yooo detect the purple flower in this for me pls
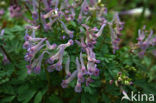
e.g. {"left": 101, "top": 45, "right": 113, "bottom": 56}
{"left": 78, "top": 11, "right": 83, "bottom": 23}
{"left": 137, "top": 26, "right": 155, "bottom": 57}
{"left": 61, "top": 80, "right": 69, "bottom": 88}
{"left": 59, "top": 20, "right": 74, "bottom": 38}
{"left": 9, "top": 5, "right": 22, "bottom": 18}
{"left": 0, "top": 9, "right": 4, "bottom": 15}
{"left": 86, "top": 77, "right": 93, "bottom": 86}
{"left": 32, "top": 0, "right": 38, "bottom": 20}
{"left": 75, "top": 81, "right": 82, "bottom": 93}
{"left": 77, "top": 72, "right": 85, "bottom": 83}
{"left": 47, "top": 40, "right": 73, "bottom": 71}
{"left": 33, "top": 66, "right": 41, "bottom": 74}
{"left": 24, "top": 29, "right": 47, "bottom": 62}
{"left": 93, "top": 68, "right": 99, "bottom": 76}
{"left": 34, "top": 51, "right": 49, "bottom": 74}
{"left": 23, "top": 41, "right": 31, "bottom": 49}
{"left": 32, "top": 11, "right": 38, "bottom": 20}
{"left": 61, "top": 70, "right": 78, "bottom": 88}
{"left": 65, "top": 56, "right": 71, "bottom": 77}
{"left": 76, "top": 57, "right": 85, "bottom": 83}
{"left": 81, "top": 0, "right": 89, "bottom": 15}
{"left": 24, "top": 29, "right": 43, "bottom": 42}
{"left": 2, "top": 53, "right": 10, "bottom": 65}
{"left": 26, "top": 64, "right": 32, "bottom": 74}
{"left": 108, "top": 12, "right": 124, "bottom": 53}
{"left": 80, "top": 52, "right": 87, "bottom": 74}
{"left": 43, "top": 0, "right": 50, "bottom": 11}
{"left": 94, "top": 24, "right": 106, "bottom": 37}
{"left": 0, "top": 29, "right": 4, "bottom": 36}
{"left": 46, "top": 41, "right": 57, "bottom": 50}
{"left": 26, "top": 39, "right": 46, "bottom": 61}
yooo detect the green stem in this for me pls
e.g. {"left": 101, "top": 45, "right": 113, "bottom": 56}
{"left": 44, "top": 64, "right": 51, "bottom": 94}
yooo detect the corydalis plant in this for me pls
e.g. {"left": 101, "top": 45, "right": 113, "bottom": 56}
{"left": 23, "top": 0, "right": 125, "bottom": 93}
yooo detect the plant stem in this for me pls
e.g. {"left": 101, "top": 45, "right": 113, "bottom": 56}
{"left": 44, "top": 64, "right": 51, "bottom": 94}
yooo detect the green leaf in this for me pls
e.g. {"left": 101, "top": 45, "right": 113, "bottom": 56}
{"left": 49, "top": 94, "right": 63, "bottom": 103}
{"left": 81, "top": 94, "right": 89, "bottom": 103}
{"left": 34, "top": 91, "right": 42, "bottom": 103}
{"left": 23, "top": 90, "right": 36, "bottom": 103}
{"left": 102, "top": 94, "right": 110, "bottom": 103}
{"left": 0, "top": 96, "right": 15, "bottom": 103}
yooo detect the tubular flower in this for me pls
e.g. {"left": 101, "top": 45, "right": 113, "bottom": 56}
{"left": 0, "top": 29, "right": 4, "bottom": 36}
{"left": 65, "top": 56, "right": 71, "bottom": 77}
{"left": 25, "top": 38, "right": 46, "bottom": 62}
{"left": 81, "top": 0, "right": 89, "bottom": 15}
{"left": 80, "top": 52, "right": 87, "bottom": 74}
{"left": 86, "top": 77, "right": 94, "bottom": 86}
{"left": 32, "top": 0, "right": 38, "bottom": 20}
{"left": 61, "top": 70, "right": 78, "bottom": 88}
{"left": 43, "top": 0, "right": 50, "bottom": 11}
{"left": 47, "top": 39, "right": 73, "bottom": 72}
{"left": 33, "top": 51, "right": 50, "bottom": 74}
{"left": 76, "top": 57, "right": 85, "bottom": 83}
{"left": 59, "top": 20, "right": 74, "bottom": 38}
{"left": 23, "top": 28, "right": 48, "bottom": 74}
{"left": 81, "top": 23, "right": 106, "bottom": 48}
{"left": 75, "top": 81, "right": 82, "bottom": 93}
{"left": 46, "top": 41, "right": 57, "bottom": 50}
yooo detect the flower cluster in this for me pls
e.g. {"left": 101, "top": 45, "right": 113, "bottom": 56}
{"left": 23, "top": 0, "right": 125, "bottom": 93}
{"left": 60, "top": 22, "right": 107, "bottom": 92}
{"left": 47, "top": 39, "right": 73, "bottom": 72}
{"left": 108, "top": 12, "right": 124, "bottom": 54}
{"left": 137, "top": 26, "right": 156, "bottom": 57}
{"left": 23, "top": 26, "right": 47, "bottom": 73}
{"left": 9, "top": 5, "right": 22, "bottom": 18}
{"left": 23, "top": 25, "right": 73, "bottom": 74}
